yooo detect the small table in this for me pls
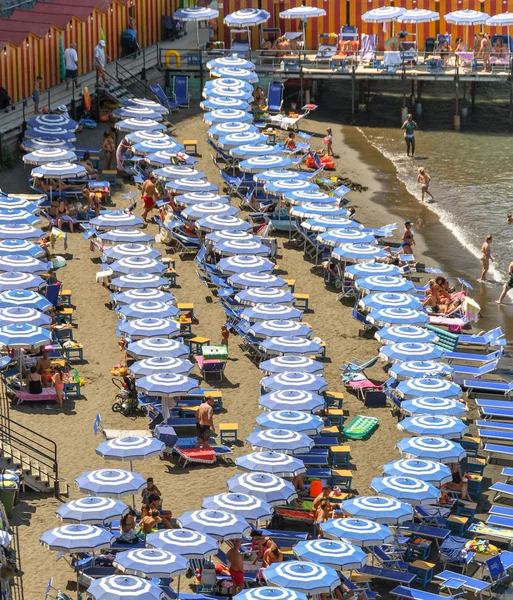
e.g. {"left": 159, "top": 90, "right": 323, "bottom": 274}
{"left": 408, "top": 560, "right": 435, "bottom": 587}
{"left": 406, "top": 537, "right": 432, "bottom": 561}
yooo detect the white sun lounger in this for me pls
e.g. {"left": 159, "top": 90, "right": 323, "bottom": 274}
{"left": 435, "top": 571, "right": 491, "bottom": 600}
{"left": 458, "top": 327, "right": 506, "bottom": 347}
{"left": 491, "top": 482, "right": 513, "bottom": 502}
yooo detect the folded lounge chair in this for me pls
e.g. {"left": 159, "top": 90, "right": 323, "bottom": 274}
{"left": 173, "top": 76, "right": 190, "bottom": 108}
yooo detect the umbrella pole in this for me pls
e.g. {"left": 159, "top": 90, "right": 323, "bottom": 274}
{"left": 177, "top": 574, "right": 181, "bottom": 600}
{"left": 197, "top": 23, "right": 200, "bottom": 48}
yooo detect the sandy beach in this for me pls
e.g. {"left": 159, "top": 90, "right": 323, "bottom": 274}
{"left": 0, "top": 106, "right": 502, "bottom": 598}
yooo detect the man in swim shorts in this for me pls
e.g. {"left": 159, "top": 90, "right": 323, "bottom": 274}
{"left": 496, "top": 260, "right": 513, "bottom": 305}
{"left": 226, "top": 539, "right": 244, "bottom": 595}
{"left": 141, "top": 175, "right": 158, "bottom": 222}
{"left": 195, "top": 396, "right": 215, "bottom": 448}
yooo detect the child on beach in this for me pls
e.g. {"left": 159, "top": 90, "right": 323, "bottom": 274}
{"left": 417, "top": 167, "right": 434, "bottom": 202}
{"left": 32, "top": 75, "right": 42, "bottom": 115}
{"left": 221, "top": 324, "right": 229, "bottom": 348}
{"left": 480, "top": 235, "right": 493, "bottom": 281}
{"left": 322, "top": 128, "right": 333, "bottom": 156}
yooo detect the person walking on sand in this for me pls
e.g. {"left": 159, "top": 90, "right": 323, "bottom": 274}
{"left": 102, "top": 131, "right": 115, "bottom": 170}
{"left": 401, "top": 114, "right": 417, "bottom": 157}
{"left": 480, "top": 235, "right": 493, "bottom": 281}
{"left": 323, "top": 127, "right": 333, "bottom": 156}
{"left": 401, "top": 220, "right": 415, "bottom": 255}
{"left": 226, "top": 539, "right": 244, "bottom": 597}
{"left": 194, "top": 396, "right": 215, "bottom": 448}
{"left": 93, "top": 39, "right": 108, "bottom": 86}
{"left": 52, "top": 366, "right": 64, "bottom": 410}
{"left": 496, "top": 260, "right": 513, "bottom": 305}
{"left": 64, "top": 42, "right": 80, "bottom": 90}
{"left": 141, "top": 175, "right": 158, "bottom": 222}
{"left": 32, "top": 75, "right": 42, "bottom": 115}
{"left": 417, "top": 167, "right": 434, "bottom": 202}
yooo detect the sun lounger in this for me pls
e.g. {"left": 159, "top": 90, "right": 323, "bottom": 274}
{"left": 479, "top": 429, "right": 513, "bottom": 444}
{"left": 256, "top": 528, "right": 309, "bottom": 543}
{"left": 173, "top": 446, "right": 216, "bottom": 466}
{"left": 491, "top": 504, "right": 513, "bottom": 518}
{"left": 450, "top": 361, "right": 499, "bottom": 378}
{"left": 477, "top": 420, "right": 513, "bottom": 431}
{"left": 464, "top": 378, "right": 513, "bottom": 397}
{"left": 295, "top": 449, "right": 330, "bottom": 467}
{"left": 14, "top": 387, "right": 58, "bottom": 405}
{"left": 360, "top": 566, "right": 416, "bottom": 586}
{"left": 267, "top": 82, "right": 284, "bottom": 113}
{"left": 172, "top": 75, "right": 190, "bottom": 108}
{"left": 485, "top": 443, "right": 513, "bottom": 463}
{"left": 491, "top": 482, "right": 513, "bottom": 502}
{"left": 340, "top": 573, "right": 378, "bottom": 600}
{"left": 401, "top": 522, "right": 450, "bottom": 547}
{"left": 468, "top": 520, "right": 513, "bottom": 545}
{"left": 477, "top": 398, "right": 513, "bottom": 409}
{"left": 414, "top": 505, "right": 448, "bottom": 528}
{"left": 445, "top": 349, "right": 503, "bottom": 364}
{"left": 458, "top": 327, "right": 506, "bottom": 348}
{"left": 93, "top": 413, "right": 151, "bottom": 440}
{"left": 372, "top": 546, "right": 410, "bottom": 570}
{"left": 487, "top": 514, "right": 513, "bottom": 529}
{"left": 481, "top": 407, "right": 513, "bottom": 421}
{"left": 392, "top": 586, "right": 462, "bottom": 600}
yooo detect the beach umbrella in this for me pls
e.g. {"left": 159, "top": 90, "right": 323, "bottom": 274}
{"left": 261, "top": 371, "right": 326, "bottom": 393}
{"left": 56, "top": 497, "right": 129, "bottom": 524}
{"left": 226, "top": 472, "right": 297, "bottom": 506}
{"left": 175, "top": 192, "right": 228, "bottom": 205}
{"left": 285, "top": 190, "right": 334, "bottom": 206}
{"left": 293, "top": 539, "right": 368, "bottom": 571}
{"left": 31, "top": 162, "right": 86, "bottom": 180}
{"left": 217, "top": 132, "right": 268, "bottom": 149}
{"left": 260, "top": 336, "right": 322, "bottom": 357}
{"left": 246, "top": 428, "right": 314, "bottom": 454}
{"left": 40, "top": 524, "right": 115, "bottom": 552}
{"left": 369, "top": 308, "right": 429, "bottom": 327}
{"left": 319, "top": 518, "right": 394, "bottom": 546}
{"left": 27, "top": 113, "right": 78, "bottom": 129}
{"left": 0, "top": 198, "right": 39, "bottom": 213}
{"left": 0, "top": 322, "right": 50, "bottom": 348}
{"left": 125, "top": 130, "right": 169, "bottom": 144}
{"left": 375, "top": 325, "right": 438, "bottom": 345}
{"left": 174, "top": 6, "right": 220, "bottom": 45}
{"left": 250, "top": 319, "right": 312, "bottom": 339}
{"left": 230, "top": 144, "right": 283, "bottom": 160}
{"left": 398, "top": 415, "right": 468, "bottom": 439}
{"left": 21, "top": 136, "right": 74, "bottom": 151}
{"left": 0, "top": 209, "right": 39, "bottom": 226}
{"left": 146, "top": 528, "right": 218, "bottom": 558}
{"left": 346, "top": 262, "right": 401, "bottom": 278}
{"left": 280, "top": 5, "right": 326, "bottom": 20}
{"left": 240, "top": 156, "right": 292, "bottom": 173}
{"left": 99, "top": 229, "right": 153, "bottom": 244}
{"left": 255, "top": 170, "right": 310, "bottom": 184}
{"left": 401, "top": 397, "right": 468, "bottom": 417}
{"left": 118, "top": 301, "right": 179, "bottom": 320}
{"left": 127, "top": 337, "right": 189, "bottom": 359}
{"left": 75, "top": 469, "right": 146, "bottom": 497}
{"left": 396, "top": 378, "right": 462, "bottom": 399}
{"left": 303, "top": 216, "right": 359, "bottom": 232}
{"left": 123, "top": 98, "right": 168, "bottom": 114}
{"left": 90, "top": 211, "right": 144, "bottom": 229}
{"left": 153, "top": 167, "right": 206, "bottom": 182}
{"left": 290, "top": 203, "right": 348, "bottom": 219}
{"left": 118, "top": 317, "right": 180, "bottom": 340}
{"left": 214, "top": 239, "right": 270, "bottom": 256}
{"left": 371, "top": 476, "right": 440, "bottom": 506}
{"left": 362, "top": 6, "right": 406, "bottom": 23}
{"left": 487, "top": 12, "right": 513, "bottom": 27}
{"left": 217, "top": 255, "right": 274, "bottom": 275}
{"left": 0, "top": 254, "right": 49, "bottom": 273}
{"left": 103, "top": 244, "right": 161, "bottom": 261}
{"left": 23, "top": 148, "right": 77, "bottom": 165}
{"left": 113, "top": 106, "right": 164, "bottom": 121}
{"left": 112, "top": 289, "right": 176, "bottom": 306}
{"left": 389, "top": 360, "right": 454, "bottom": 380}
{"left": 113, "top": 548, "right": 188, "bottom": 578}
{"left": 204, "top": 109, "right": 254, "bottom": 125}
{"left": 397, "top": 436, "right": 466, "bottom": 464}
{"left": 130, "top": 356, "right": 193, "bottom": 378}
{"left": 0, "top": 289, "right": 52, "bottom": 312}
{"left": 197, "top": 215, "right": 252, "bottom": 233}
{"left": 110, "top": 273, "right": 169, "bottom": 290}
{"left": 342, "top": 496, "right": 412, "bottom": 524}
{"left": 177, "top": 509, "right": 252, "bottom": 541}
{"left": 318, "top": 229, "right": 377, "bottom": 247}
{"left": 201, "top": 97, "right": 251, "bottom": 112}
{"left": 259, "top": 390, "right": 324, "bottom": 413}
{"left": 0, "top": 272, "right": 44, "bottom": 291}
{"left": 360, "top": 293, "right": 422, "bottom": 312}
{"left": 203, "top": 87, "right": 253, "bottom": 101}
{"left": 332, "top": 244, "right": 389, "bottom": 263}
{"left": 133, "top": 139, "right": 183, "bottom": 155}
{"left": 445, "top": 9, "right": 489, "bottom": 25}
{"left": 202, "top": 493, "right": 273, "bottom": 522}
{"left": 87, "top": 576, "right": 166, "bottom": 600}
{"left": 224, "top": 8, "right": 270, "bottom": 27}
{"left": 166, "top": 179, "right": 219, "bottom": 194}
{"left": 256, "top": 410, "right": 324, "bottom": 435}
{"left": 398, "top": 9, "right": 440, "bottom": 51}
{"left": 110, "top": 257, "right": 166, "bottom": 276}
{"left": 207, "top": 230, "right": 255, "bottom": 246}
{"left": 0, "top": 307, "right": 52, "bottom": 328}
{"left": 136, "top": 373, "right": 199, "bottom": 397}
{"left": 260, "top": 355, "right": 324, "bottom": 375}
{"left": 381, "top": 341, "right": 443, "bottom": 363}
{"left": 182, "top": 202, "right": 237, "bottom": 220}
{"left": 383, "top": 459, "right": 452, "bottom": 486}
{"left": 235, "top": 589, "right": 307, "bottom": 600}
{"left": 266, "top": 180, "right": 318, "bottom": 198}
{"left": 228, "top": 273, "right": 287, "bottom": 289}
{"left": 236, "top": 451, "right": 305, "bottom": 477}
{"left": 208, "top": 121, "right": 257, "bottom": 139}
{"left": 263, "top": 561, "right": 339, "bottom": 594}
{"left": 24, "top": 126, "right": 76, "bottom": 140}
{"left": 241, "top": 304, "right": 302, "bottom": 322}
{"left": 115, "top": 118, "right": 167, "bottom": 132}
{"left": 145, "top": 150, "right": 190, "bottom": 167}
{"left": 357, "top": 276, "right": 415, "bottom": 293}
{"left": 95, "top": 437, "right": 165, "bottom": 466}
{"left": 235, "top": 288, "right": 295, "bottom": 306}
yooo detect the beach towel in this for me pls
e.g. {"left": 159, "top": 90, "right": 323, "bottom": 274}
{"left": 360, "top": 34, "right": 376, "bottom": 62}
{"left": 463, "top": 297, "right": 480, "bottom": 323}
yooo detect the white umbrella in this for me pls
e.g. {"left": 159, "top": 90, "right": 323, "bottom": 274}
{"left": 279, "top": 5, "right": 327, "bottom": 49}
{"left": 174, "top": 6, "right": 219, "bottom": 46}
{"left": 398, "top": 9, "right": 440, "bottom": 52}
{"left": 362, "top": 6, "right": 406, "bottom": 36}
{"left": 445, "top": 9, "right": 490, "bottom": 46}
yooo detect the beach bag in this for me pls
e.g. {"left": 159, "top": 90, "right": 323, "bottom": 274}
{"left": 309, "top": 480, "right": 322, "bottom": 498}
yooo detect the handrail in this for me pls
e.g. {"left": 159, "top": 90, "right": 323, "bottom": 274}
{"left": 114, "top": 50, "right": 150, "bottom": 98}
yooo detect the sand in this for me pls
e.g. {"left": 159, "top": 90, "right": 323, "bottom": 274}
{"left": 0, "top": 108, "right": 496, "bottom": 598}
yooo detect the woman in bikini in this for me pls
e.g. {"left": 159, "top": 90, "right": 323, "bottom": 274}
{"left": 480, "top": 235, "right": 493, "bottom": 281}
{"left": 52, "top": 366, "right": 64, "bottom": 410}
{"left": 102, "top": 131, "right": 115, "bottom": 170}
{"left": 401, "top": 220, "right": 415, "bottom": 255}
{"left": 418, "top": 167, "right": 434, "bottom": 202}
{"left": 400, "top": 114, "right": 417, "bottom": 157}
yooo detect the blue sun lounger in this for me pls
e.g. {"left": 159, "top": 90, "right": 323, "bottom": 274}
{"left": 477, "top": 420, "right": 513, "bottom": 430}
{"left": 445, "top": 349, "right": 503, "bottom": 363}
{"left": 360, "top": 566, "right": 416, "bottom": 586}
{"left": 464, "top": 378, "right": 513, "bottom": 397}
{"left": 391, "top": 586, "right": 464, "bottom": 600}
{"left": 481, "top": 407, "right": 513, "bottom": 420}
{"left": 485, "top": 443, "right": 513, "bottom": 463}
{"left": 450, "top": 361, "right": 498, "bottom": 377}
{"left": 491, "top": 482, "right": 513, "bottom": 502}
{"left": 477, "top": 398, "right": 513, "bottom": 409}
{"left": 434, "top": 571, "right": 491, "bottom": 600}
{"left": 492, "top": 504, "right": 513, "bottom": 518}
{"left": 487, "top": 514, "right": 513, "bottom": 529}
{"left": 479, "top": 429, "right": 513, "bottom": 443}
{"left": 400, "top": 521, "right": 450, "bottom": 546}
{"left": 458, "top": 327, "right": 506, "bottom": 347}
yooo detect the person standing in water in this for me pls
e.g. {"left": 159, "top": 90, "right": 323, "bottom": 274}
{"left": 417, "top": 167, "right": 434, "bottom": 202}
{"left": 496, "top": 260, "right": 513, "bottom": 305}
{"left": 480, "top": 235, "right": 493, "bottom": 281}
{"left": 401, "top": 114, "right": 417, "bottom": 157}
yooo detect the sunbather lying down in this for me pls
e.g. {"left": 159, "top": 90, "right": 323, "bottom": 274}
{"left": 32, "top": 177, "right": 86, "bottom": 192}
{"left": 322, "top": 586, "right": 368, "bottom": 600}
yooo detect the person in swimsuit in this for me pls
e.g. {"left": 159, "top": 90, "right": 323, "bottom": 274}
{"left": 226, "top": 539, "right": 244, "bottom": 596}
{"left": 400, "top": 114, "right": 417, "bottom": 157}
{"left": 285, "top": 132, "right": 296, "bottom": 150}
{"left": 140, "top": 509, "right": 162, "bottom": 533}
{"left": 444, "top": 463, "right": 472, "bottom": 501}
{"left": 480, "top": 33, "right": 492, "bottom": 72}
{"left": 119, "top": 508, "right": 138, "bottom": 542}
{"left": 262, "top": 543, "right": 283, "bottom": 567}
{"left": 102, "top": 131, "right": 115, "bottom": 170}
{"left": 438, "top": 39, "right": 452, "bottom": 67}
{"left": 141, "top": 175, "right": 158, "bottom": 222}
{"left": 423, "top": 279, "right": 440, "bottom": 312}
{"left": 56, "top": 200, "right": 75, "bottom": 232}
{"left": 496, "top": 260, "right": 513, "bottom": 305}
{"left": 83, "top": 187, "right": 101, "bottom": 217}
{"left": 194, "top": 396, "right": 215, "bottom": 448}
{"left": 401, "top": 220, "right": 415, "bottom": 255}
{"left": 454, "top": 38, "right": 466, "bottom": 66}
{"left": 480, "top": 235, "right": 493, "bottom": 281}
{"left": 417, "top": 167, "right": 434, "bottom": 202}
{"left": 36, "top": 351, "right": 53, "bottom": 387}
{"left": 52, "top": 366, "right": 64, "bottom": 409}
{"left": 323, "top": 127, "right": 333, "bottom": 156}
{"left": 27, "top": 366, "right": 42, "bottom": 395}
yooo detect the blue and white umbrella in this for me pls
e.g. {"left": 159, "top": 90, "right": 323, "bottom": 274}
{"left": 444, "top": 9, "right": 489, "bottom": 25}
{"left": 332, "top": 244, "right": 389, "bottom": 263}
{"left": 202, "top": 493, "right": 272, "bottom": 522}
{"left": 113, "top": 548, "right": 188, "bottom": 578}
{"left": 375, "top": 325, "right": 438, "bottom": 345}
{"left": 127, "top": 337, "right": 189, "bottom": 359}
{"left": 226, "top": 472, "right": 297, "bottom": 506}
{"left": 261, "top": 371, "right": 326, "bottom": 393}
{"left": 0, "top": 307, "right": 52, "bottom": 328}
{"left": 133, "top": 139, "right": 183, "bottom": 155}
{"left": 113, "top": 106, "right": 164, "bottom": 121}
{"left": 136, "top": 373, "right": 199, "bottom": 397}
{"left": 0, "top": 272, "right": 44, "bottom": 291}
{"left": 235, "top": 588, "right": 307, "bottom": 600}
{"left": 130, "top": 356, "right": 193, "bottom": 378}
{"left": 90, "top": 211, "right": 144, "bottom": 229}
{"left": 251, "top": 319, "right": 312, "bottom": 339}
{"left": 104, "top": 244, "right": 161, "bottom": 262}
{"left": 96, "top": 436, "right": 165, "bottom": 463}
{"left": 389, "top": 360, "right": 454, "bottom": 380}
{"left": 256, "top": 411, "right": 324, "bottom": 435}
{"left": 110, "top": 256, "right": 166, "bottom": 276}
{"left": 174, "top": 6, "right": 220, "bottom": 43}
{"left": 0, "top": 254, "right": 48, "bottom": 273}
{"left": 263, "top": 561, "right": 339, "bottom": 594}
{"left": 260, "top": 355, "right": 324, "bottom": 375}
{"left": 207, "top": 230, "right": 254, "bottom": 245}
{"left": 246, "top": 429, "right": 313, "bottom": 454}
{"left": 231, "top": 144, "right": 283, "bottom": 160}
{"left": 401, "top": 397, "right": 468, "bottom": 417}
{"left": 241, "top": 304, "right": 302, "bottom": 322}
{"left": 204, "top": 109, "right": 254, "bottom": 125}
{"left": 260, "top": 336, "right": 322, "bottom": 357}
{"left": 360, "top": 293, "right": 422, "bottom": 312}
{"left": 280, "top": 5, "right": 327, "bottom": 20}
{"left": 396, "top": 378, "right": 462, "bottom": 399}
{"left": 153, "top": 166, "right": 205, "bottom": 182}
{"left": 255, "top": 172, "right": 309, "bottom": 186}
{"left": 110, "top": 273, "right": 169, "bottom": 290}
{"left": 166, "top": 179, "right": 219, "bottom": 194}
{"left": 290, "top": 204, "right": 348, "bottom": 219}
{"left": 397, "top": 437, "right": 466, "bottom": 464}
{"left": 182, "top": 202, "right": 237, "bottom": 221}
{"left": 208, "top": 55, "right": 255, "bottom": 71}
{"left": 303, "top": 217, "right": 358, "bottom": 232}
{"left": 318, "top": 229, "right": 376, "bottom": 247}
{"left": 293, "top": 539, "right": 368, "bottom": 571}
{"left": 0, "top": 322, "right": 50, "bottom": 348}
{"left": 24, "top": 126, "right": 76, "bottom": 140}
{"left": 265, "top": 180, "right": 318, "bottom": 197}
{"left": 177, "top": 509, "right": 251, "bottom": 541}
{"left": 145, "top": 150, "right": 190, "bottom": 167}
{"left": 201, "top": 97, "right": 251, "bottom": 112}
{"left": 27, "top": 113, "right": 78, "bottom": 129}
{"left": 259, "top": 390, "right": 324, "bottom": 413}
{"left": 285, "top": 191, "right": 335, "bottom": 206}
{"left": 112, "top": 289, "right": 176, "bottom": 306}
{"left": 0, "top": 198, "right": 39, "bottom": 213}
{"left": 125, "top": 130, "right": 169, "bottom": 144}
{"left": 210, "top": 67, "right": 259, "bottom": 83}
{"left": 119, "top": 317, "right": 180, "bottom": 340}
{"left": 40, "top": 524, "right": 114, "bottom": 552}
{"left": 197, "top": 215, "right": 252, "bottom": 232}
{"left": 115, "top": 118, "right": 167, "bottom": 132}
{"left": 146, "top": 528, "right": 218, "bottom": 558}
{"left": 87, "top": 576, "right": 166, "bottom": 600}
{"left": 345, "top": 263, "right": 401, "bottom": 279}
{"left": 118, "top": 301, "right": 179, "bottom": 320}
{"left": 0, "top": 289, "right": 52, "bottom": 312}
{"left": 218, "top": 255, "right": 274, "bottom": 275}
{"left": 75, "top": 469, "right": 146, "bottom": 498}
{"left": 357, "top": 276, "right": 415, "bottom": 293}
{"left": 31, "top": 162, "right": 86, "bottom": 180}
{"left": 224, "top": 7, "right": 270, "bottom": 26}
{"left": 204, "top": 87, "right": 253, "bottom": 101}
{"left": 379, "top": 342, "right": 442, "bottom": 364}
{"left": 56, "top": 497, "right": 129, "bottom": 524}
{"left": 240, "top": 156, "right": 292, "bottom": 173}
{"left": 362, "top": 6, "right": 406, "bottom": 22}
{"left": 342, "top": 496, "right": 412, "bottom": 524}
{"left": 0, "top": 209, "right": 40, "bottom": 226}
{"left": 229, "top": 273, "right": 287, "bottom": 289}
{"left": 236, "top": 288, "right": 295, "bottom": 306}
{"left": 398, "top": 415, "right": 468, "bottom": 439}
{"left": 123, "top": 98, "right": 168, "bottom": 114}
{"left": 217, "top": 132, "right": 268, "bottom": 149}
{"left": 236, "top": 451, "right": 305, "bottom": 477}
{"left": 21, "top": 136, "right": 74, "bottom": 151}
{"left": 382, "top": 459, "right": 452, "bottom": 485}
{"left": 99, "top": 229, "right": 153, "bottom": 244}
{"left": 486, "top": 11, "right": 513, "bottom": 26}
{"left": 208, "top": 121, "right": 257, "bottom": 139}
{"left": 371, "top": 476, "right": 440, "bottom": 506}
{"left": 175, "top": 192, "right": 228, "bottom": 206}
{"left": 214, "top": 239, "right": 270, "bottom": 256}
{"left": 319, "top": 518, "right": 393, "bottom": 546}
{"left": 23, "top": 148, "right": 77, "bottom": 165}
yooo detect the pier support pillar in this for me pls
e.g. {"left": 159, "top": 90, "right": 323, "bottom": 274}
{"left": 471, "top": 82, "right": 476, "bottom": 113}
{"left": 351, "top": 66, "right": 356, "bottom": 122}
{"left": 509, "top": 78, "right": 513, "bottom": 128}
{"left": 401, "top": 106, "right": 408, "bottom": 123}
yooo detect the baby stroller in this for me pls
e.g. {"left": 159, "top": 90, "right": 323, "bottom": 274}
{"left": 162, "top": 15, "right": 186, "bottom": 41}
{"left": 111, "top": 375, "right": 139, "bottom": 417}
